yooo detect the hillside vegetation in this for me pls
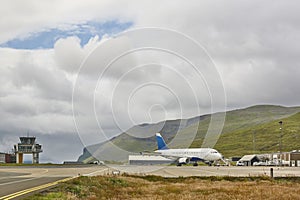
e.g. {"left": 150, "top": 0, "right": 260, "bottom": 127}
{"left": 190, "top": 105, "right": 300, "bottom": 157}
{"left": 78, "top": 105, "right": 300, "bottom": 162}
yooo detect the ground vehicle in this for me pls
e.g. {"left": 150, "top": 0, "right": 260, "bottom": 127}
{"left": 253, "top": 161, "right": 266, "bottom": 166}
{"left": 236, "top": 161, "right": 244, "bottom": 166}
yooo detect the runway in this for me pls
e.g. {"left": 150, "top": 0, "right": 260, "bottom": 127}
{"left": 1, "top": 165, "right": 299, "bottom": 199}
{"left": 0, "top": 165, "right": 109, "bottom": 199}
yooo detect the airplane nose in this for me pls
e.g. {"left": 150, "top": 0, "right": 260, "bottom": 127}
{"left": 218, "top": 153, "right": 223, "bottom": 159}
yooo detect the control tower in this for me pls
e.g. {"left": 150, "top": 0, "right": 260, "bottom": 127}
{"left": 14, "top": 136, "right": 42, "bottom": 164}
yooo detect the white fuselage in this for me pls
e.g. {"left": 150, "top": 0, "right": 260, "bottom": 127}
{"left": 155, "top": 148, "right": 222, "bottom": 161}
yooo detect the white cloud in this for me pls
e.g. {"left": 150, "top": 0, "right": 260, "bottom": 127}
{"left": 0, "top": 47, "right": 75, "bottom": 138}
{"left": 54, "top": 36, "right": 84, "bottom": 73}
{"left": 0, "top": 0, "right": 300, "bottom": 162}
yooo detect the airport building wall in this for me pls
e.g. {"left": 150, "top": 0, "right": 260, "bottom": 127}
{"left": 0, "top": 153, "right": 5, "bottom": 163}
{"left": 0, "top": 153, "right": 16, "bottom": 163}
{"left": 243, "top": 151, "right": 300, "bottom": 167}
{"left": 269, "top": 151, "right": 300, "bottom": 166}
{"left": 129, "top": 155, "right": 174, "bottom": 165}
{"left": 289, "top": 152, "right": 300, "bottom": 167}
{"left": 5, "top": 154, "right": 16, "bottom": 163}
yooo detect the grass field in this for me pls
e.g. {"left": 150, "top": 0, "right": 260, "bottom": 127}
{"left": 26, "top": 175, "right": 300, "bottom": 200}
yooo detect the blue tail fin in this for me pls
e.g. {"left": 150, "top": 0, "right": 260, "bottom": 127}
{"left": 155, "top": 133, "right": 169, "bottom": 150}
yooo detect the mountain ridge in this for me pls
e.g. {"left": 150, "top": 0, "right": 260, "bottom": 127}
{"left": 78, "top": 105, "right": 300, "bottom": 163}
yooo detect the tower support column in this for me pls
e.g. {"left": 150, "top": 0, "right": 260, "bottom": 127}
{"left": 16, "top": 153, "right": 23, "bottom": 164}
{"left": 32, "top": 153, "right": 39, "bottom": 164}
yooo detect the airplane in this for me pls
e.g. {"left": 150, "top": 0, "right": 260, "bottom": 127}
{"left": 154, "top": 133, "right": 223, "bottom": 166}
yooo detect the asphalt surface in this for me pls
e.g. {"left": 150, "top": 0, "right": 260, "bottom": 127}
{"left": 0, "top": 165, "right": 109, "bottom": 199}
{"left": 110, "top": 165, "right": 300, "bottom": 177}
{"left": 1, "top": 165, "right": 300, "bottom": 199}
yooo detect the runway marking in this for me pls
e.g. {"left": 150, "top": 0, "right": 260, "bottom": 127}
{"left": 83, "top": 168, "right": 109, "bottom": 176}
{"left": 0, "top": 167, "right": 108, "bottom": 199}
{"left": 0, "top": 177, "right": 75, "bottom": 200}
{"left": 0, "top": 169, "right": 49, "bottom": 186}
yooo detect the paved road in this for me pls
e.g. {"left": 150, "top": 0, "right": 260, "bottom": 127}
{"left": 0, "top": 165, "right": 109, "bottom": 199}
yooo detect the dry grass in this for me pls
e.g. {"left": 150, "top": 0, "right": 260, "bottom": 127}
{"left": 27, "top": 175, "right": 300, "bottom": 200}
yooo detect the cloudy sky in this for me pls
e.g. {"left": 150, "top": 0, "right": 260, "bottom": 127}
{"left": 0, "top": 0, "right": 299, "bottom": 163}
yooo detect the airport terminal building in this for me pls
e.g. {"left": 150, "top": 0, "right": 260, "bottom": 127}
{"left": 273, "top": 151, "right": 300, "bottom": 166}
{"left": 237, "top": 151, "right": 300, "bottom": 166}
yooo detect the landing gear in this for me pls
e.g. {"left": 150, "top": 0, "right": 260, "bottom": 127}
{"left": 193, "top": 162, "right": 198, "bottom": 166}
{"left": 177, "top": 163, "right": 182, "bottom": 166}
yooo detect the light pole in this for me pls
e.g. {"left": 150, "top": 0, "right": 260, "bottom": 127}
{"left": 278, "top": 121, "right": 283, "bottom": 166}
{"left": 252, "top": 130, "right": 256, "bottom": 154}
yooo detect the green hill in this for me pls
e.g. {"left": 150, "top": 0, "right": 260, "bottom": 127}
{"left": 215, "top": 111, "right": 300, "bottom": 157}
{"left": 78, "top": 105, "right": 300, "bottom": 162}
{"left": 188, "top": 105, "right": 300, "bottom": 157}
{"left": 78, "top": 116, "right": 203, "bottom": 162}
